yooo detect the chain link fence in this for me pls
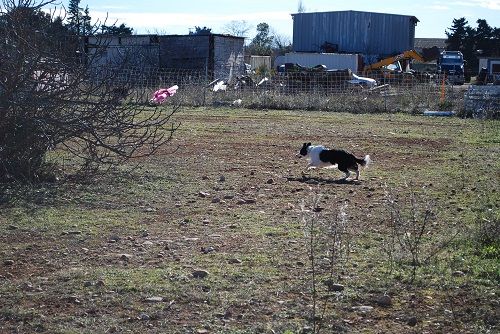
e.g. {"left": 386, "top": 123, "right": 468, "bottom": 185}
{"left": 108, "top": 67, "right": 475, "bottom": 115}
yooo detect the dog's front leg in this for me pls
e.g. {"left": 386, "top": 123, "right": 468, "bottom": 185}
{"left": 301, "top": 164, "right": 313, "bottom": 177}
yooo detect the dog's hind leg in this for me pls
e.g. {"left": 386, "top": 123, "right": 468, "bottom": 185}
{"left": 338, "top": 165, "right": 350, "bottom": 180}
{"left": 350, "top": 165, "right": 360, "bottom": 180}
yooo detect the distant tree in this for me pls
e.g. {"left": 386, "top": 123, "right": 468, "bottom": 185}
{"left": 445, "top": 17, "right": 469, "bottom": 51}
{"left": 189, "top": 26, "right": 212, "bottom": 35}
{"left": 222, "top": 20, "right": 252, "bottom": 37}
{"left": 100, "top": 23, "right": 133, "bottom": 35}
{"left": 297, "top": 0, "right": 306, "bottom": 13}
{"left": 271, "top": 29, "right": 292, "bottom": 56}
{"left": 462, "top": 25, "right": 477, "bottom": 71}
{"left": 493, "top": 27, "right": 500, "bottom": 55}
{"left": 445, "top": 18, "right": 500, "bottom": 75}
{"left": 247, "top": 22, "right": 274, "bottom": 55}
{"left": 66, "top": 0, "right": 82, "bottom": 35}
{"left": 475, "top": 19, "right": 493, "bottom": 55}
{"left": 81, "top": 5, "right": 91, "bottom": 35}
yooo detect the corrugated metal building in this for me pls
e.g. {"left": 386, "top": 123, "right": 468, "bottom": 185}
{"left": 86, "top": 35, "right": 160, "bottom": 68}
{"left": 292, "top": 10, "right": 419, "bottom": 57}
{"left": 86, "top": 34, "right": 245, "bottom": 80}
{"left": 160, "top": 34, "right": 245, "bottom": 80}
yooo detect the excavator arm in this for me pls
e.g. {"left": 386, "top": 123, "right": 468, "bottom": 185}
{"left": 363, "top": 47, "right": 439, "bottom": 75}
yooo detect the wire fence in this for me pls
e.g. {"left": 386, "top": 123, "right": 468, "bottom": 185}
{"left": 108, "top": 67, "right": 472, "bottom": 114}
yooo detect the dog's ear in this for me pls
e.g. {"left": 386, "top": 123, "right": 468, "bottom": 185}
{"left": 307, "top": 142, "right": 311, "bottom": 146}
{"left": 302, "top": 142, "right": 307, "bottom": 147}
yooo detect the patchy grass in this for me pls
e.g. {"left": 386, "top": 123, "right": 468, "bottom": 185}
{"left": 0, "top": 107, "right": 498, "bottom": 333}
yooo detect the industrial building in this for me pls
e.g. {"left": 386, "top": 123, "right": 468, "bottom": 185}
{"left": 86, "top": 34, "right": 245, "bottom": 80}
{"left": 291, "top": 10, "right": 419, "bottom": 57}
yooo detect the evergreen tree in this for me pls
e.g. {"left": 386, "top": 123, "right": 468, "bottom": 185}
{"left": 445, "top": 17, "right": 468, "bottom": 51}
{"left": 493, "top": 27, "right": 500, "bottom": 56}
{"left": 82, "top": 6, "right": 92, "bottom": 35}
{"left": 189, "top": 26, "right": 212, "bottom": 35}
{"left": 100, "top": 23, "right": 133, "bottom": 36}
{"left": 248, "top": 23, "right": 274, "bottom": 55}
{"left": 67, "top": 0, "right": 82, "bottom": 35}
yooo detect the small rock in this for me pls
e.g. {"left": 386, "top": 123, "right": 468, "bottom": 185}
{"left": 192, "top": 270, "right": 209, "bottom": 279}
{"left": 302, "top": 325, "right": 313, "bottom": 333}
{"left": 201, "top": 246, "right": 215, "bottom": 254}
{"left": 83, "top": 281, "right": 94, "bottom": 287}
{"left": 352, "top": 305, "right": 374, "bottom": 313}
{"left": 143, "top": 241, "right": 154, "bottom": 246}
{"left": 119, "top": 254, "right": 133, "bottom": 261}
{"left": 211, "top": 197, "right": 221, "bottom": 203}
{"left": 228, "top": 258, "right": 242, "bottom": 264}
{"left": 7, "top": 225, "right": 18, "bottom": 230}
{"left": 237, "top": 198, "right": 256, "bottom": 204}
{"left": 145, "top": 296, "right": 164, "bottom": 303}
{"left": 223, "top": 194, "right": 234, "bottom": 199}
{"left": 407, "top": 316, "right": 417, "bottom": 326}
{"left": 376, "top": 295, "right": 392, "bottom": 307}
{"left": 197, "top": 329, "right": 209, "bottom": 334}
{"left": 68, "top": 296, "right": 81, "bottom": 304}
{"left": 202, "top": 219, "right": 211, "bottom": 225}
{"left": 324, "top": 280, "right": 344, "bottom": 292}
{"left": 266, "top": 178, "right": 274, "bottom": 184}
{"left": 219, "top": 175, "right": 226, "bottom": 182}
{"left": 452, "top": 270, "right": 465, "bottom": 277}
{"left": 108, "top": 235, "right": 120, "bottom": 243}
{"left": 139, "top": 313, "right": 150, "bottom": 321}
{"left": 3, "top": 260, "right": 14, "bottom": 266}
{"left": 198, "top": 191, "right": 210, "bottom": 198}
{"left": 95, "top": 280, "right": 105, "bottom": 287}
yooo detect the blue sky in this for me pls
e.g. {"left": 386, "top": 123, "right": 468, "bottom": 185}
{"left": 74, "top": 0, "right": 500, "bottom": 39}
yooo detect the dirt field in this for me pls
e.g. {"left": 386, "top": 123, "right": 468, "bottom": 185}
{"left": 1, "top": 107, "right": 498, "bottom": 333}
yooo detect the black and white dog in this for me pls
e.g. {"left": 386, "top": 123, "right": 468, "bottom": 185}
{"left": 299, "top": 143, "right": 371, "bottom": 181}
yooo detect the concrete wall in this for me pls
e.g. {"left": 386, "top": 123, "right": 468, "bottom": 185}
{"left": 275, "top": 52, "right": 361, "bottom": 71}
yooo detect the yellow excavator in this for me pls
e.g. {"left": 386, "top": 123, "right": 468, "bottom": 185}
{"left": 363, "top": 47, "right": 440, "bottom": 83}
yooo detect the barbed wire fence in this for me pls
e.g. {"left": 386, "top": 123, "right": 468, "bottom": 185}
{"left": 108, "top": 66, "right": 468, "bottom": 114}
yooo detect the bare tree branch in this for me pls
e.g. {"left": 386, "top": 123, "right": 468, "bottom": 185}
{"left": 0, "top": 0, "right": 179, "bottom": 181}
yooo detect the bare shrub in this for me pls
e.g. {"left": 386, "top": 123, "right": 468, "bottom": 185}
{"left": 0, "top": 1, "right": 179, "bottom": 182}
{"left": 382, "top": 182, "right": 462, "bottom": 283}
{"left": 300, "top": 193, "right": 352, "bottom": 333}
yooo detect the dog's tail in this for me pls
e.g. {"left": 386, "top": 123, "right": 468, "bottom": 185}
{"left": 356, "top": 155, "right": 371, "bottom": 168}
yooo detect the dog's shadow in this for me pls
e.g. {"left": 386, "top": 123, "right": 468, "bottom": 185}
{"left": 286, "top": 175, "right": 362, "bottom": 185}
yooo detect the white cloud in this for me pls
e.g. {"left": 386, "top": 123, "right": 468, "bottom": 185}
{"left": 451, "top": 0, "right": 500, "bottom": 10}
{"left": 90, "top": 10, "right": 293, "bottom": 35}
{"left": 427, "top": 4, "right": 449, "bottom": 10}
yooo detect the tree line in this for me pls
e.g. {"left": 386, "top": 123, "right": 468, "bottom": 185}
{"left": 446, "top": 18, "right": 500, "bottom": 74}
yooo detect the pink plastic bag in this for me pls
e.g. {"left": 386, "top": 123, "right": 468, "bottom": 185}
{"left": 151, "top": 85, "right": 178, "bottom": 104}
